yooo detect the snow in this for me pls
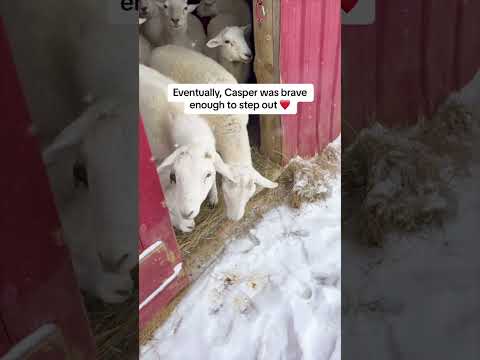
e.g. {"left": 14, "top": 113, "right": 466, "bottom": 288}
{"left": 342, "top": 71, "right": 480, "bottom": 359}
{"left": 141, "top": 136, "right": 341, "bottom": 360}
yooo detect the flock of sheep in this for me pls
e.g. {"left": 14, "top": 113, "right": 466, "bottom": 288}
{"left": 139, "top": 0, "right": 278, "bottom": 231}
{"left": 0, "top": 0, "right": 277, "bottom": 305}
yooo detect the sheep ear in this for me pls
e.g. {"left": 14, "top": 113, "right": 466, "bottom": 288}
{"left": 252, "top": 169, "right": 278, "bottom": 188}
{"left": 206, "top": 35, "right": 223, "bottom": 48}
{"left": 156, "top": 145, "right": 188, "bottom": 173}
{"left": 187, "top": 4, "right": 199, "bottom": 13}
{"left": 242, "top": 24, "right": 252, "bottom": 36}
{"left": 212, "top": 152, "right": 237, "bottom": 183}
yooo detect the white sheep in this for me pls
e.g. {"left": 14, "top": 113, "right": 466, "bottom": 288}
{"left": 142, "top": 0, "right": 206, "bottom": 53}
{"left": 206, "top": 14, "right": 253, "bottom": 83}
{"left": 197, "top": 0, "right": 251, "bottom": 26}
{"left": 149, "top": 45, "right": 278, "bottom": 221}
{"left": 59, "top": 187, "right": 133, "bottom": 303}
{"left": 139, "top": 64, "right": 236, "bottom": 224}
{"left": 3, "top": 0, "right": 139, "bottom": 301}
{"left": 139, "top": 34, "right": 152, "bottom": 65}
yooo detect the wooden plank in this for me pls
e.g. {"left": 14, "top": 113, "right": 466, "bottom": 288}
{"left": 423, "top": 0, "right": 457, "bottom": 117}
{"left": 280, "top": 0, "right": 302, "bottom": 160}
{"left": 341, "top": 24, "right": 377, "bottom": 145}
{"left": 377, "top": 0, "right": 425, "bottom": 127}
{"left": 330, "top": 19, "right": 342, "bottom": 142}
{"left": 296, "top": 0, "right": 324, "bottom": 157}
{"left": 317, "top": 0, "right": 341, "bottom": 150}
{"left": 253, "top": 0, "right": 283, "bottom": 164}
{"left": 0, "top": 20, "right": 95, "bottom": 358}
{"left": 455, "top": 0, "right": 480, "bottom": 89}
{"left": 138, "top": 119, "right": 188, "bottom": 331}
{"left": 0, "top": 320, "right": 11, "bottom": 357}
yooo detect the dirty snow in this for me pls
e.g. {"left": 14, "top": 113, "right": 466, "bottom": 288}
{"left": 343, "top": 71, "right": 480, "bottom": 359}
{"left": 141, "top": 137, "right": 341, "bottom": 360}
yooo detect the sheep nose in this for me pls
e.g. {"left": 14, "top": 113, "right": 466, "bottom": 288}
{"left": 171, "top": 18, "right": 180, "bottom": 25}
{"left": 245, "top": 53, "right": 252, "bottom": 59}
{"left": 141, "top": 6, "right": 147, "bottom": 11}
{"left": 181, "top": 210, "right": 194, "bottom": 219}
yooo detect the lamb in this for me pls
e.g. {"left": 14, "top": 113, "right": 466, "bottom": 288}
{"left": 2, "top": 0, "right": 139, "bottom": 301}
{"left": 206, "top": 14, "right": 253, "bottom": 83}
{"left": 140, "top": 64, "right": 236, "bottom": 225}
{"left": 142, "top": 0, "right": 206, "bottom": 53}
{"left": 149, "top": 45, "right": 278, "bottom": 221}
{"left": 197, "top": 0, "right": 251, "bottom": 26}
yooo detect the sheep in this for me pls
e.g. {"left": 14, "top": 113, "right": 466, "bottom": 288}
{"left": 197, "top": 0, "right": 251, "bottom": 26}
{"left": 139, "top": 64, "right": 236, "bottom": 224}
{"left": 141, "top": 0, "right": 206, "bottom": 53}
{"left": 139, "top": 34, "right": 152, "bottom": 65}
{"left": 206, "top": 14, "right": 253, "bottom": 83}
{"left": 58, "top": 187, "right": 133, "bottom": 303}
{"left": 2, "top": 0, "right": 139, "bottom": 300}
{"left": 149, "top": 45, "right": 278, "bottom": 221}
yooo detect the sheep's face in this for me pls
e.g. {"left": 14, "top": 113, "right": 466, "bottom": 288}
{"left": 222, "top": 166, "right": 278, "bottom": 221}
{"left": 206, "top": 26, "right": 253, "bottom": 64}
{"left": 139, "top": 0, "right": 160, "bottom": 19}
{"left": 165, "top": 188, "right": 195, "bottom": 232}
{"left": 158, "top": 144, "right": 236, "bottom": 222}
{"left": 197, "top": 0, "right": 218, "bottom": 18}
{"left": 157, "top": 0, "right": 198, "bottom": 29}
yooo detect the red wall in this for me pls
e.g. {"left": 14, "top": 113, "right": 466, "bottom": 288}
{"left": 0, "top": 19, "right": 95, "bottom": 358}
{"left": 280, "top": 0, "right": 341, "bottom": 161}
{"left": 138, "top": 120, "right": 189, "bottom": 331}
{"left": 343, "top": 0, "right": 480, "bottom": 144}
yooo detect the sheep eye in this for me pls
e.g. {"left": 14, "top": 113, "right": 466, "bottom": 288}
{"left": 224, "top": 40, "right": 230, "bottom": 44}
{"left": 170, "top": 172, "right": 176, "bottom": 184}
{"left": 184, "top": 6, "right": 188, "bottom": 10}
{"left": 164, "top": 4, "right": 168, "bottom": 8}
{"left": 205, "top": 173, "right": 212, "bottom": 179}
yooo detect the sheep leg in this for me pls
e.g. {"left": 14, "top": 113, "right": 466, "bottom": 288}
{"left": 208, "top": 181, "right": 219, "bottom": 207}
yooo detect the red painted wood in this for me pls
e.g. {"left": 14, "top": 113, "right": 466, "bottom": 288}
{"left": 343, "top": 0, "right": 480, "bottom": 144}
{"left": 138, "top": 119, "right": 189, "bottom": 331}
{"left": 455, "top": 0, "right": 480, "bottom": 89}
{"left": 423, "top": 0, "right": 457, "bottom": 116}
{"left": 0, "top": 20, "right": 95, "bottom": 358}
{"left": 280, "top": 0, "right": 341, "bottom": 162}
{"left": 0, "top": 321, "right": 10, "bottom": 356}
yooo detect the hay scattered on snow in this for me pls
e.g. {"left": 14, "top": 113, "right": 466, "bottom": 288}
{"left": 343, "top": 102, "right": 475, "bottom": 246}
{"left": 289, "top": 142, "right": 340, "bottom": 208}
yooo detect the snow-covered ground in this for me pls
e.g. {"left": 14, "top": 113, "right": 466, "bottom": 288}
{"left": 141, "top": 138, "right": 341, "bottom": 360}
{"left": 342, "top": 71, "right": 480, "bottom": 359}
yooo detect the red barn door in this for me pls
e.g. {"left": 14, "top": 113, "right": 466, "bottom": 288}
{"left": 138, "top": 119, "right": 189, "bottom": 332}
{"left": 0, "top": 19, "right": 95, "bottom": 359}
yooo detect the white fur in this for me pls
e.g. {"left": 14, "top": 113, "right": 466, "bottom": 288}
{"left": 206, "top": 14, "right": 253, "bottom": 83}
{"left": 59, "top": 187, "right": 133, "bottom": 303}
{"left": 1, "top": 0, "right": 138, "bottom": 302}
{"left": 139, "top": 34, "right": 152, "bottom": 65}
{"left": 139, "top": 65, "right": 235, "bottom": 226}
{"left": 149, "top": 46, "right": 278, "bottom": 221}
{"left": 142, "top": 0, "right": 206, "bottom": 53}
{"left": 197, "top": 0, "right": 251, "bottom": 26}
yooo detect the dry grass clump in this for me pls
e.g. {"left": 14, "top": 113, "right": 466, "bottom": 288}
{"left": 343, "top": 102, "right": 475, "bottom": 246}
{"left": 85, "top": 271, "right": 138, "bottom": 360}
{"left": 289, "top": 143, "right": 340, "bottom": 208}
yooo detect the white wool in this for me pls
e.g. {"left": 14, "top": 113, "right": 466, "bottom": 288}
{"left": 206, "top": 14, "right": 253, "bottom": 83}
{"left": 197, "top": 0, "right": 251, "bottom": 26}
{"left": 139, "top": 34, "right": 152, "bottom": 65}
{"left": 3, "top": 0, "right": 139, "bottom": 299}
{"left": 142, "top": 0, "right": 206, "bottom": 53}
{"left": 150, "top": 46, "right": 278, "bottom": 221}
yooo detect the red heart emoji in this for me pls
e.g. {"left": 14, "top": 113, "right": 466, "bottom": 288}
{"left": 280, "top": 100, "right": 290, "bottom": 110}
{"left": 342, "top": 0, "right": 359, "bottom": 13}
